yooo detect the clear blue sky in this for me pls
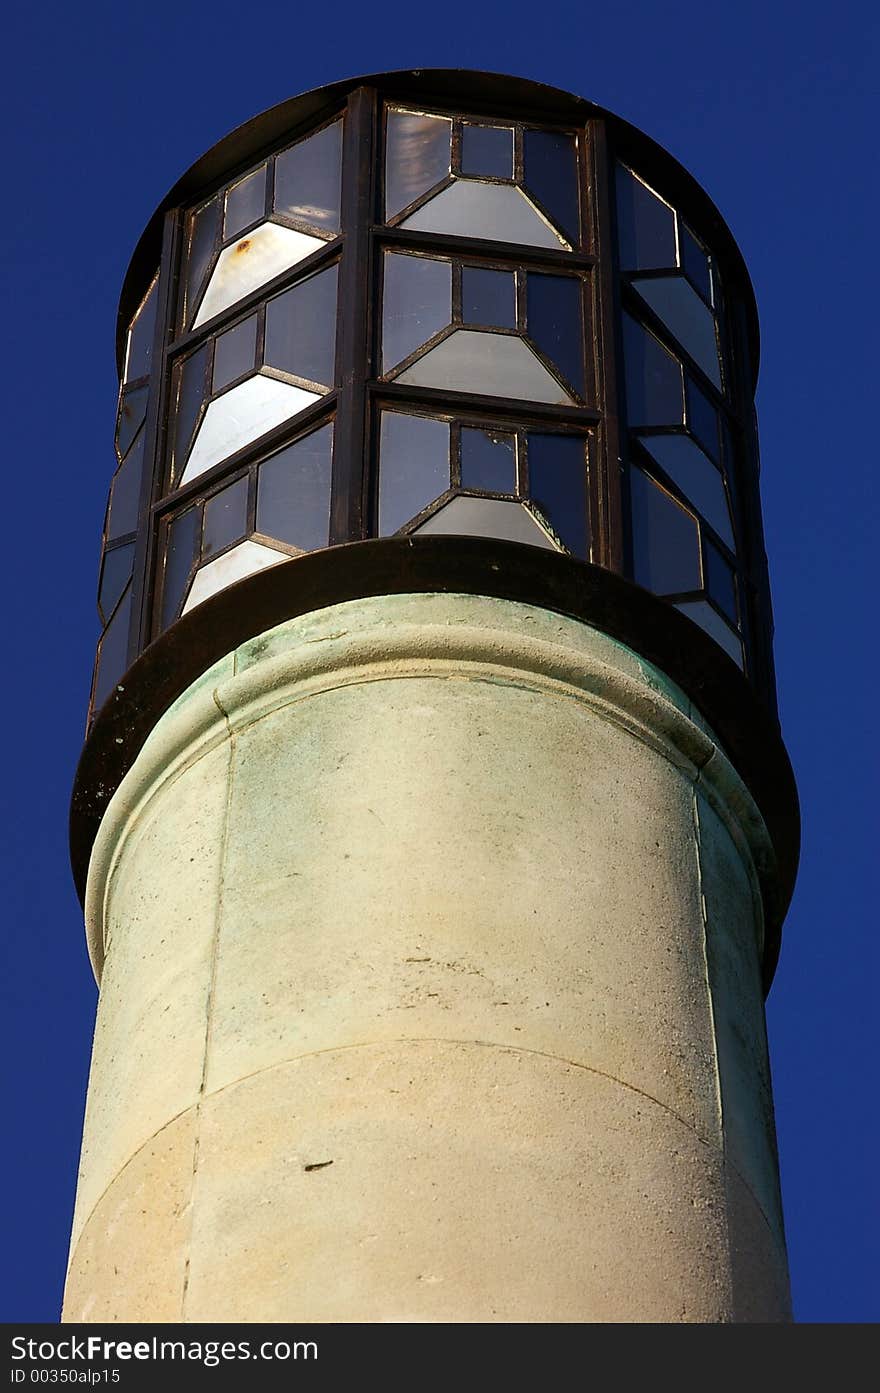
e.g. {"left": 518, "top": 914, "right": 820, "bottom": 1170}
{"left": 1, "top": 0, "right": 876, "bottom": 1324}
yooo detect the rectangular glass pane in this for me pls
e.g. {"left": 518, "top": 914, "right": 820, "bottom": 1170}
{"left": 379, "top": 411, "right": 450, "bottom": 534}
{"left": 527, "top": 433, "right": 589, "bottom": 557}
{"left": 161, "top": 508, "right": 200, "bottom": 629}
{"left": 704, "top": 539, "right": 738, "bottom": 623}
{"left": 460, "top": 427, "right": 516, "bottom": 493}
{"left": 274, "top": 119, "right": 343, "bottom": 233}
{"left": 522, "top": 129, "right": 579, "bottom": 246}
{"left": 264, "top": 263, "right": 338, "bottom": 388}
{"left": 461, "top": 124, "right": 513, "bottom": 179}
{"left": 224, "top": 165, "right": 267, "bottom": 240}
{"left": 256, "top": 422, "right": 333, "bottom": 552}
{"left": 116, "top": 384, "right": 149, "bottom": 461}
{"left": 681, "top": 224, "right": 712, "bottom": 304}
{"left": 630, "top": 466, "right": 701, "bottom": 594}
{"left": 184, "top": 195, "right": 220, "bottom": 327}
{"left": 686, "top": 378, "right": 720, "bottom": 460}
{"left": 98, "top": 542, "right": 135, "bottom": 625}
{"left": 385, "top": 109, "right": 451, "bottom": 219}
{"left": 173, "top": 344, "right": 209, "bottom": 481}
{"left": 526, "top": 273, "right": 584, "bottom": 395}
{"left": 213, "top": 315, "right": 259, "bottom": 393}
{"left": 125, "top": 275, "right": 158, "bottom": 383}
{"left": 107, "top": 430, "right": 145, "bottom": 541}
{"left": 616, "top": 165, "right": 676, "bottom": 271}
{"left": 461, "top": 266, "right": 516, "bottom": 328}
{"left": 382, "top": 251, "right": 451, "bottom": 372}
{"left": 622, "top": 313, "right": 684, "bottom": 427}
{"left": 203, "top": 476, "right": 249, "bottom": 558}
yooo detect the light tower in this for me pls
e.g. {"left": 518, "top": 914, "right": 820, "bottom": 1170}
{"left": 65, "top": 70, "right": 799, "bottom": 1323}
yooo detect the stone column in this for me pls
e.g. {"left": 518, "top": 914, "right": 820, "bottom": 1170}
{"left": 63, "top": 592, "right": 790, "bottom": 1323}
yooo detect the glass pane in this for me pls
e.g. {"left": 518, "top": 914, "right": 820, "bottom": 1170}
{"left": 107, "top": 430, "right": 145, "bottom": 541}
{"left": 527, "top": 433, "right": 589, "bottom": 557}
{"left": 633, "top": 275, "right": 721, "bottom": 389}
{"left": 93, "top": 586, "right": 132, "bottom": 711}
{"left": 184, "top": 195, "right": 221, "bottom": 327}
{"left": 461, "top": 266, "right": 516, "bottom": 328}
{"left": 382, "top": 252, "right": 451, "bottom": 372}
{"left": 98, "top": 542, "right": 135, "bottom": 625}
{"left": 116, "top": 384, "right": 148, "bottom": 461}
{"left": 397, "top": 329, "right": 572, "bottom": 404}
{"left": 676, "top": 600, "right": 743, "bottom": 668}
{"left": 704, "top": 540, "right": 738, "bottom": 623}
{"left": 161, "top": 508, "right": 200, "bottom": 629}
{"left": 125, "top": 275, "right": 158, "bottom": 383}
{"left": 681, "top": 224, "right": 712, "bottom": 304}
{"left": 630, "top": 466, "right": 701, "bottom": 594}
{"left": 173, "top": 344, "right": 209, "bottom": 481}
{"left": 194, "top": 223, "right": 325, "bottom": 328}
{"left": 522, "top": 129, "right": 579, "bottom": 246}
{"left": 616, "top": 165, "right": 676, "bottom": 271}
{"left": 385, "top": 109, "right": 451, "bottom": 219}
{"left": 622, "top": 314, "right": 684, "bottom": 426}
{"left": 637, "top": 434, "right": 734, "bottom": 548}
{"left": 461, "top": 124, "right": 513, "bottom": 179}
{"left": 686, "top": 379, "right": 719, "bottom": 460}
{"left": 256, "top": 422, "right": 333, "bottom": 552}
{"left": 274, "top": 119, "right": 343, "bottom": 233}
{"left": 183, "top": 540, "right": 286, "bottom": 615}
{"left": 213, "top": 314, "right": 258, "bottom": 392}
{"left": 379, "top": 412, "right": 450, "bottom": 535}
{"left": 401, "top": 181, "right": 566, "bottom": 249}
{"left": 526, "top": 273, "right": 584, "bottom": 396}
{"left": 415, "top": 495, "right": 557, "bottom": 550}
{"left": 264, "top": 263, "right": 338, "bottom": 388}
{"left": 225, "top": 165, "right": 267, "bottom": 240}
{"left": 460, "top": 427, "right": 516, "bottom": 494}
{"left": 181, "top": 376, "right": 319, "bottom": 487}
{"left": 203, "top": 476, "right": 249, "bottom": 558}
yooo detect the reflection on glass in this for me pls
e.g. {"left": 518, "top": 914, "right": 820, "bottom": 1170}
{"left": 107, "top": 431, "right": 145, "bottom": 541}
{"left": 676, "top": 599, "right": 743, "bottom": 668}
{"left": 98, "top": 543, "right": 135, "bottom": 625}
{"left": 194, "top": 222, "right": 326, "bottom": 328}
{"left": 264, "top": 264, "right": 338, "bottom": 387}
{"left": 382, "top": 252, "right": 451, "bottom": 372}
{"left": 183, "top": 540, "right": 286, "bottom": 616}
{"left": 401, "top": 180, "right": 566, "bottom": 248}
{"left": 415, "top": 495, "right": 557, "bottom": 550}
{"left": 256, "top": 422, "right": 333, "bottom": 552}
{"left": 680, "top": 224, "right": 712, "bottom": 304}
{"left": 622, "top": 314, "right": 684, "bottom": 426}
{"left": 686, "top": 379, "right": 719, "bottom": 460}
{"left": 528, "top": 434, "right": 588, "bottom": 557}
{"left": 460, "top": 428, "right": 516, "bottom": 493}
{"left": 116, "top": 384, "right": 149, "bottom": 461}
{"left": 173, "top": 344, "right": 209, "bottom": 481}
{"left": 461, "top": 266, "right": 516, "bottom": 327}
{"left": 181, "top": 375, "right": 319, "bottom": 487}
{"left": 616, "top": 165, "right": 676, "bottom": 271}
{"left": 526, "top": 273, "right": 583, "bottom": 396}
{"left": 379, "top": 411, "right": 450, "bottom": 535}
{"left": 523, "top": 129, "right": 579, "bottom": 246}
{"left": 397, "top": 330, "right": 573, "bottom": 404}
{"left": 637, "top": 434, "right": 734, "bottom": 548}
{"left": 274, "top": 119, "right": 343, "bottom": 232}
{"left": 704, "top": 539, "right": 737, "bottom": 623}
{"left": 461, "top": 124, "right": 513, "bottom": 179}
{"left": 184, "top": 195, "right": 220, "bottom": 327}
{"left": 630, "top": 466, "right": 701, "bottom": 594}
{"left": 203, "top": 476, "right": 249, "bottom": 558}
{"left": 213, "top": 314, "right": 258, "bottom": 392}
{"left": 225, "top": 165, "right": 267, "bottom": 240}
{"left": 633, "top": 275, "right": 721, "bottom": 389}
{"left": 125, "top": 275, "right": 159, "bottom": 383}
{"left": 161, "top": 507, "right": 200, "bottom": 629}
{"left": 385, "top": 109, "right": 451, "bottom": 219}
{"left": 93, "top": 585, "right": 132, "bottom": 710}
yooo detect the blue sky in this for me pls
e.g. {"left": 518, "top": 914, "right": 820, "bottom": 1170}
{"left": 0, "top": 0, "right": 876, "bottom": 1323}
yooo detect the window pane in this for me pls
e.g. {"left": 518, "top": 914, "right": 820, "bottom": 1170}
{"left": 704, "top": 540, "right": 738, "bottom": 623}
{"left": 183, "top": 541, "right": 286, "bottom": 615}
{"left": 184, "top": 195, "right": 220, "bottom": 326}
{"left": 396, "top": 330, "right": 573, "bottom": 404}
{"left": 385, "top": 109, "right": 451, "bottom": 219}
{"left": 203, "top": 476, "right": 249, "bottom": 558}
{"left": 181, "top": 376, "right": 319, "bottom": 487}
{"left": 633, "top": 275, "right": 721, "bottom": 389}
{"left": 680, "top": 224, "right": 712, "bottom": 304}
{"left": 460, "top": 427, "right": 516, "bottom": 493}
{"left": 213, "top": 314, "right": 258, "bottom": 392}
{"left": 637, "top": 434, "right": 734, "bottom": 548}
{"left": 401, "top": 181, "right": 565, "bottom": 248}
{"left": 225, "top": 165, "right": 267, "bottom": 240}
{"left": 107, "top": 430, "right": 145, "bottom": 541}
{"left": 616, "top": 165, "right": 676, "bottom": 271}
{"left": 194, "top": 223, "right": 325, "bottom": 329}
{"left": 264, "top": 263, "right": 338, "bottom": 388}
{"left": 526, "top": 273, "right": 584, "bottom": 396}
{"left": 522, "top": 129, "right": 579, "bottom": 246}
{"left": 415, "top": 495, "right": 557, "bottom": 550}
{"left": 676, "top": 600, "right": 743, "bottom": 668}
{"left": 125, "top": 275, "right": 158, "bottom": 383}
{"left": 623, "top": 314, "right": 684, "bottom": 426}
{"left": 527, "top": 433, "right": 589, "bottom": 557}
{"left": 686, "top": 379, "right": 719, "bottom": 460}
{"left": 461, "top": 124, "right": 513, "bottom": 178}
{"left": 382, "top": 252, "right": 451, "bottom": 372}
{"left": 461, "top": 266, "right": 516, "bottom": 328}
{"left": 379, "top": 412, "right": 450, "bottom": 535}
{"left": 256, "top": 422, "right": 333, "bottom": 552}
{"left": 98, "top": 542, "right": 135, "bottom": 625}
{"left": 116, "top": 384, "right": 148, "bottom": 461}
{"left": 274, "top": 119, "right": 343, "bottom": 233}
{"left": 161, "top": 508, "right": 200, "bottom": 629}
{"left": 630, "top": 467, "right": 701, "bottom": 594}
{"left": 173, "top": 344, "right": 209, "bottom": 481}
{"left": 93, "top": 586, "right": 132, "bottom": 710}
